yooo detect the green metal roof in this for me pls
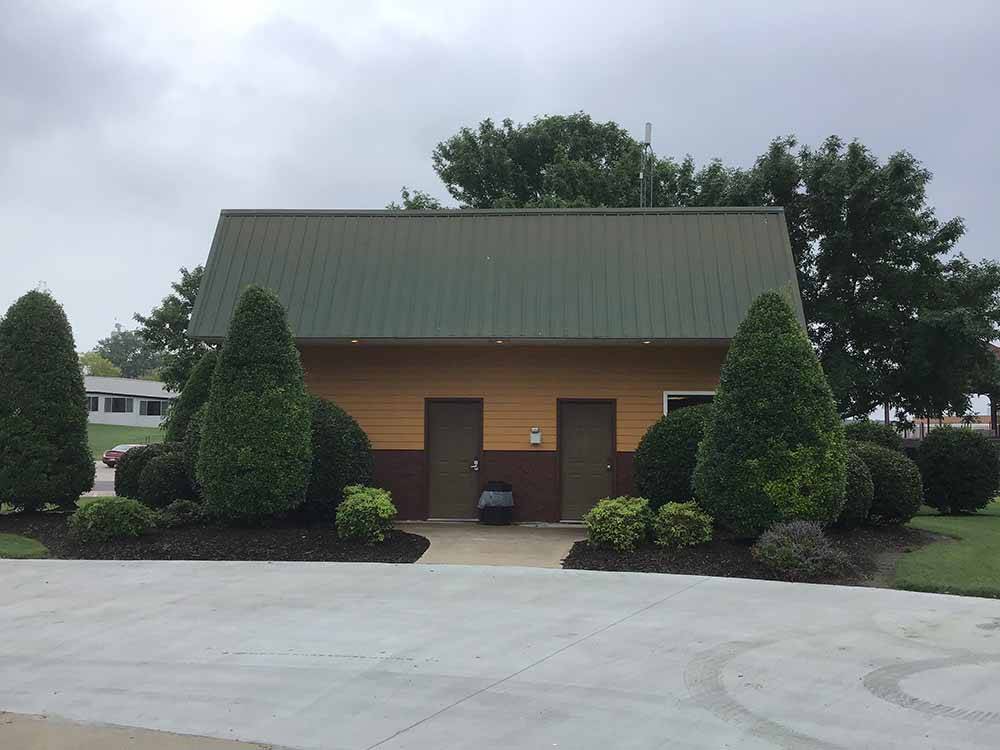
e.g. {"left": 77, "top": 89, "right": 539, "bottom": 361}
{"left": 188, "top": 207, "right": 804, "bottom": 342}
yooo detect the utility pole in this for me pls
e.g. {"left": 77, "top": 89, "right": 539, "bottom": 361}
{"left": 639, "top": 122, "right": 653, "bottom": 207}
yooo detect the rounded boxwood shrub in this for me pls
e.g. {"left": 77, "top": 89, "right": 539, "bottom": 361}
{"left": 851, "top": 442, "right": 923, "bottom": 525}
{"left": 634, "top": 404, "right": 713, "bottom": 509}
{"left": 692, "top": 292, "right": 847, "bottom": 537}
{"left": 335, "top": 485, "right": 397, "bottom": 543}
{"left": 917, "top": 426, "right": 999, "bottom": 514}
{"left": 582, "top": 496, "right": 651, "bottom": 552}
{"left": 68, "top": 497, "right": 158, "bottom": 543}
{"left": 835, "top": 447, "right": 875, "bottom": 528}
{"left": 652, "top": 502, "right": 713, "bottom": 549}
{"left": 0, "top": 290, "right": 94, "bottom": 510}
{"left": 751, "top": 521, "right": 850, "bottom": 580}
{"left": 164, "top": 350, "right": 217, "bottom": 443}
{"left": 158, "top": 498, "right": 205, "bottom": 529}
{"left": 197, "top": 286, "right": 312, "bottom": 523}
{"left": 304, "top": 396, "right": 375, "bottom": 516}
{"left": 137, "top": 452, "right": 194, "bottom": 508}
{"left": 114, "top": 443, "right": 169, "bottom": 499}
{"left": 844, "top": 421, "right": 904, "bottom": 452}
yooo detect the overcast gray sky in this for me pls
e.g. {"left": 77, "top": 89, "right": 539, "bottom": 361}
{"left": 2, "top": 0, "right": 998, "bottom": 354}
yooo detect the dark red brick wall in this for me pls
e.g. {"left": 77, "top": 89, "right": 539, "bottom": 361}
{"left": 372, "top": 450, "right": 425, "bottom": 520}
{"left": 482, "top": 450, "right": 560, "bottom": 522}
{"left": 373, "top": 449, "right": 636, "bottom": 521}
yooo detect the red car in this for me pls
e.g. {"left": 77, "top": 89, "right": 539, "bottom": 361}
{"left": 102, "top": 444, "right": 142, "bottom": 468}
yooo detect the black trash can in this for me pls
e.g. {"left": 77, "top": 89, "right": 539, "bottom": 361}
{"left": 478, "top": 481, "right": 514, "bottom": 525}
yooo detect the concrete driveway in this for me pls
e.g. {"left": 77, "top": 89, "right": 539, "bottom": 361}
{"left": 2, "top": 561, "right": 999, "bottom": 749}
{"left": 86, "top": 461, "right": 115, "bottom": 496}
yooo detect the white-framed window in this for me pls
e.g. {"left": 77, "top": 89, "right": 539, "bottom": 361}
{"left": 105, "top": 397, "right": 134, "bottom": 413}
{"left": 663, "top": 391, "right": 715, "bottom": 414}
{"left": 86, "top": 396, "right": 99, "bottom": 412}
{"left": 139, "top": 399, "right": 165, "bottom": 417}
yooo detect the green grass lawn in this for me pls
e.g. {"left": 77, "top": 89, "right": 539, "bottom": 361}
{"left": 0, "top": 533, "right": 48, "bottom": 559}
{"left": 88, "top": 423, "right": 165, "bottom": 459}
{"left": 894, "top": 501, "right": 1000, "bottom": 599}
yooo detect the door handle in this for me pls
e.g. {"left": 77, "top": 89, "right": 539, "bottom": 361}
{"left": 471, "top": 459, "right": 480, "bottom": 472}
{"left": 606, "top": 461, "right": 613, "bottom": 471}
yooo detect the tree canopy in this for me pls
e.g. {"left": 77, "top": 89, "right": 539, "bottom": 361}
{"left": 134, "top": 265, "right": 214, "bottom": 391}
{"left": 95, "top": 323, "right": 161, "bottom": 379}
{"left": 398, "top": 114, "right": 1000, "bottom": 418}
{"left": 79, "top": 350, "right": 121, "bottom": 377}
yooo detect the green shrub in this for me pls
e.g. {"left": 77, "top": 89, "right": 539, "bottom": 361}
{"left": 0, "top": 291, "right": 94, "bottom": 510}
{"left": 164, "top": 350, "right": 218, "bottom": 443}
{"left": 137, "top": 452, "right": 194, "bottom": 508}
{"left": 197, "top": 286, "right": 312, "bottom": 523}
{"left": 583, "top": 496, "right": 651, "bottom": 552}
{"left": 917, "top": 427, "right": 999, "bottom": 514}
{"left": 844, "top": 421, "right": 904, "bottom": 452}
{"left": 634, "top": 404, "right": 713, "bottom": 509}
{"left": 835, "top": 447, "right": 875, "bottom": 528}
{"left": 304, "top": 396, "right": 375, "bottom": 516}
{"left": 182, "top": 405, "right": 205, "bottom": 490}
{"left": 692, "top": 292, "right": 847, "bottom": 537}
{"left": 68, "top": 497, "right": 158, "bottom": 543}
{"left": 652, "top": 502, "right": 713, "bottom": 549}
{"left": 751, "top": 521, "right": 850, "bottom": 580}
{"left": 335, "top": 485, "right": 397, "bottom": 543}
{"left": 852, "top": 442, "right": 923, "bottom": 525}
{"left": 114, "top": 443, "right": 169, "bottom": 499}
{"left": 158, "top": 498, "right": 205, "bottom": 529}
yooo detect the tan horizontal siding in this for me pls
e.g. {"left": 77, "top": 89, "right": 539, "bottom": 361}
{"left": 300, "top": 344, "right": 726, "bottom": 451}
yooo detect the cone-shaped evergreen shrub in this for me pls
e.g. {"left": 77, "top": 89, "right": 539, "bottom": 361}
{"left": 304, "top": 396, "right": 375, "bottom": 516}
{"left": 164, "top": 350, "right": 217, "bottom": 443}
{"left": 835, "top": 446, "right": 875, "bottom": 528}
{"left": 692, "top": 291, "right": 847, "bottom": 536}
{"left": 197, "top": 286, "right": 312, "bottom": 522}
{"left": 634, "top": 403, "right": 712, "bottom": 509}
{"left": 0, "top": 291, "right": 94, "bottom": 509}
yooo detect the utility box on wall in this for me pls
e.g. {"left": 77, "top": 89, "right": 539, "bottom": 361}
{"left": 529, "top": 426, "right": 542, "bottom": 445}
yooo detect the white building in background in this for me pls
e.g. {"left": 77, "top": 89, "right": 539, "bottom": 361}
{"left": 84, "top": 376, "right": 174, "bottom": 428}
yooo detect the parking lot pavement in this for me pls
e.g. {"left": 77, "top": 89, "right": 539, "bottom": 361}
{"left": 86, "top": 461, "right": 116, "bottom": 496}
{"left": 1, "top": 560, "right": 999, "bottom": 749}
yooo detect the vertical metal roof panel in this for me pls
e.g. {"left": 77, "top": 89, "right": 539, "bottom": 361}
{"left": 188, "top": 207, "right": 804, "bottom": 341}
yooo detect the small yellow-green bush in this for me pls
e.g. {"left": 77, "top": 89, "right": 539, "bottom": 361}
{"left": 335, "top": 485, "right": 397, "bottom": 543}
{"left": 652, "top": 502, "right": 713, "bottom": 549}
{"left": 68, "top": 496, "right": 158, "bottom": 544}
{"left": 583, "top": 496, "right": 651, "bottom": 552}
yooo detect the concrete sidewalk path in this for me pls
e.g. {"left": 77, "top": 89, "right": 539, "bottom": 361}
{"left": 2, "top": 560, "right": 999, "bottom": 749}
{"left": 408, "top": 522, "right": 585, "bottom": 567}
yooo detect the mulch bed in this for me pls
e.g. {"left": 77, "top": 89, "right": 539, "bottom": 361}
{"left": 0, "top": 512, "right": 429, "bottom": 563}
{"left": 563, "top": 525, "right": 941, "bottom": 586}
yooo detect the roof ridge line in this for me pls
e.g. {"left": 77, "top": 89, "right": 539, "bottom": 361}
{"left": 219, "top": 206, "right": 786, "bottom": 217}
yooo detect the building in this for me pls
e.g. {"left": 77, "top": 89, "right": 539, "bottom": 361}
{"left": 84, "top": 376, "right": 174, "bottom": 428}
{"left": 188, "top": 207, "right": 804, "bottom": 521}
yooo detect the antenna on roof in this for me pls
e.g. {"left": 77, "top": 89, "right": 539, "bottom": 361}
{"left": 639, "top": 122, "right": 653, "bottom": 207}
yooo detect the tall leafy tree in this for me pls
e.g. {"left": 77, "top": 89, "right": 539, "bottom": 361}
{"left": 134, "top": 265, "right": 213, "bottom": 391}
{"left": 95, "top": 324, "right": 161, "bottom": 379}
{"left": 0, "top": 291, "right": 94, "bottom": 509}
{"left": 79, "top": 351, "right": 121, "bottom": 377}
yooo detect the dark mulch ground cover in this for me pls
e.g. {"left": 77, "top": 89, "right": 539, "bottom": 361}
{"left": 563, "top": 525, "right": 940, "bottom": 586}
{"left": 0, "top": 512, "right": 429, "bottom": 563}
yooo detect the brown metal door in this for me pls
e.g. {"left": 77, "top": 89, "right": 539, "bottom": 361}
{"left": 427, "top": 400, "right": 482, "bottom": 519}
{"left": 560, "top": 401, "right": 615, "bottom": 520}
